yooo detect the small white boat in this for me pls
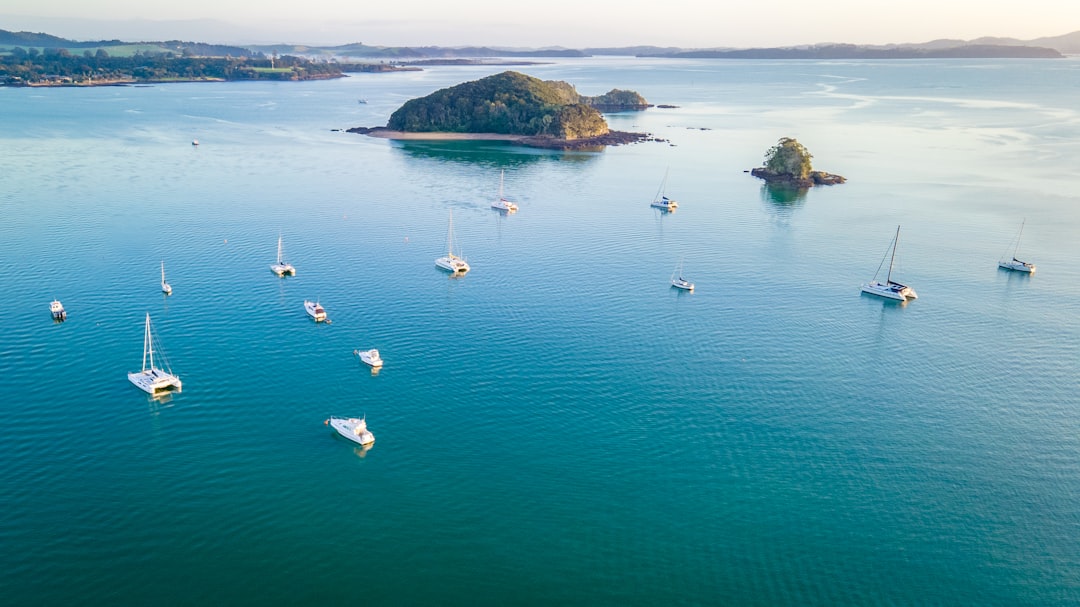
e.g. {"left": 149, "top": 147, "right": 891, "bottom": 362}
{"left": 355, "top": 349, "right": 384, "bottom": 368}
{"left": 270, "top": 234, "right": 296, "bottom": 276}
{"left": 491, "top": 170, "right": 518, "bottom": 212}
{"left": 650, "top": 169, "right": 678, "bottom": 211}
{"left": 160, "top": 261, "right": 172, "bottom": 294}
{"left": 671, "top": 258, "right": 694, "bottom": 291}
{"left": 50, "top": 299, "right": 66, "bottom": 320}
{"left": 435, "top": 209, "right": 470, "bottom": 274}
{"left": 862, "top": 225, "right": 918, "bottom": 301}
{"left": 191, "top": 139, "right": 199, "bottom": 146}
{"left": 305, "top": 300, "right": 327, "bottom": 322}
{"left": 998, "top": 219, "right": 1036, "bottom": 274}
{"left": 327, "top": 416, "right": 375, "bottom": 446}
{"left": 128, "top": 313, "right": 182, "bottom": 394}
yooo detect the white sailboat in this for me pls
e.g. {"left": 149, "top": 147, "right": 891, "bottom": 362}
{"left": 671, "top": 258, "right": 694, "bottom": 291}
{"left": 650, "top": 169, "right": 678, "bottom": 211}
{"left": 270, "top": 234, "right": 296, "bottom": 276}
{"left": 160, "top": 261, "right": 172, "bottom": 294}
{"left": 326, "top": 415, "right": 375, "bottom": 446}
{"left": 998, "top": 219, "right": 1036, "bottom": 273}
{"left": 491, "top": 170, "right": 518, "bottom": 212}
{"left": 128, "top": 313, "right": 182, "bottom": 394}
{"left": 435, "top": 209, "right": 470, "bottom": 274}
{"left": 861, "top": 225, "right": 918, "bottom": 301}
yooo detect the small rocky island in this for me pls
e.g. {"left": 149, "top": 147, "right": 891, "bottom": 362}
{"left": 348, "top": 71, "right": 653, "bottom": 149}
{"left": 750, "top": 137, "right": 845, "bottom": 187}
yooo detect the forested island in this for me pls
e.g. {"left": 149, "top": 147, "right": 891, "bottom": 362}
{"left": 751, "top": 138, "right": 845, "bottom": 187}
{"left": 350, "top": 71, "right": 653, "bottom": 149}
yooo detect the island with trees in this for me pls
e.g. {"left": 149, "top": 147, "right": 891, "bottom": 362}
{"left": 348, "top": 71, "right": 653, "bottom": 149}
{"left": 751, "top": 138, "right": 845, "bottom": 187}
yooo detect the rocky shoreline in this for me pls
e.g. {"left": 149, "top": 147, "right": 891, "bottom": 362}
{"left": 750, "top": 167, "right": 846, "bottom": 187}
{"left": 346, "top": 126, "right": 657, "bottom": 149}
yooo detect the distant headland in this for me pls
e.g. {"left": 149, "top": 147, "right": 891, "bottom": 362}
{"left": 347, "top": 71, "right": 655, "bottom": 150}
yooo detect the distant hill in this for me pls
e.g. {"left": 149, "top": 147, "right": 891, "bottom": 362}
{"left": 0, "top": 29, "right": 257, "bottom": 57}
{"left": 643, "top": 44, "right": 1063, "bottom": 59}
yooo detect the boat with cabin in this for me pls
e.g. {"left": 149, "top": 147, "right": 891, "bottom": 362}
{"left": 861, "top": 225, "right": 918, "bottom": 301}
{"left": 50, "top": 299, "right": 66, "bottom": 320}
{"left": 435, "top": 210, "right": 470, "bottom": 274}
{"left": 128, "top": 313, "right": 182, "bottom": 394}
{"left": 305, "top": 300, "right": 327, "bottom": 322}
{"left": 998, "top": 219, "right": 1036, "bottom": 273}
{"left": 491, "top": 170, "right": 518, "bottom": 212}
{"left": 650, "top": 169, "right": 678, "bottom": 211}
{"left": 161, "top": 261, "right": 172, "bottom": 294}
{"left": 355, "top": 349, "right": 384, "bottom": 368}
{"left": 270, "top": 235, "right": 296, "bottom": 276}
{"left": 326, "top": 416, "right": 375, "bottom": 446}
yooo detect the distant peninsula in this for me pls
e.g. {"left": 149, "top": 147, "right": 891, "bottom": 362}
{"left": 348, "top": 71, "right": 653, "bottom": 149}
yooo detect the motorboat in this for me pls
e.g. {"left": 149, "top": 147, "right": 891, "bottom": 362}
{"left": 355, "top": 349, "right": 384, "bottom": 368}
{"left": 50, "top": 299, "right": 66, "bottom": 320}
{"left": 327, "top": 416, "right": 375, "bottom": 446}
{"left": 305, "top": 300, "right": 327, "bottom": 322}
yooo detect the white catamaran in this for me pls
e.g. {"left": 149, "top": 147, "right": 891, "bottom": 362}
{"left": 128, "top": 313, "right": 182, "bottom": 394}
{"left": 998, "top": 219, "right": 1036, "bottom": 273}
{"left": 160, "top": 261, "right": 172, "bottom": 294}
{"left": 650, "top": 169, "right": 678, "bottom": 211}
{"left": 491, "top": 170, "right": 518, "bottom": 212}
{"left": 861, "top": 225, "right": 918, "bottom": 302}
{"left": 435, "top": 209, "right": 470, "bottom": 274}
{"left": 270, "top": 234, "right": 296, "bottom": 276}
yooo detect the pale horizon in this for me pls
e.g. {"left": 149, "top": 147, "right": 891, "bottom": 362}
{"left": 2, "top": 2, "right": 1079, "bottom": 49}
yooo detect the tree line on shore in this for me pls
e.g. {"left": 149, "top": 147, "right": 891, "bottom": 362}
{"left": 0, "top": 48, "right": 344, "bottom": 84}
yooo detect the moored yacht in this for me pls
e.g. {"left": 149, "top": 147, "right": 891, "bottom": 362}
{"left": 861, "top": 225, "right": 918, "bottom": 301}
{"left": 128, "top": 313, "right": 182, "bottom": 394}
{"left": 650, "top": 169, "right": 678, "bottom": 211}
{"left": 491, "top": 170, "right": 518, "bottom": 212}
{"left": 50, "top": 299, "right": 66, "bottom": 320}
{"left": 355, "top": 349, "right": 383, "bottom": 368}
{"left": 998, "top": 220, "right": 1036, "bottom": 274}
{"left": 326, "top": 416, "right": 375, "bottom": 446}
{"left": 271, "top": 234, "right": 296, "bottom": 276}
{"left": 435, "top": 209, "right": 470, "bottom": 274}
{"left": 304, "top": 300, "right": 327, "bottom": 322}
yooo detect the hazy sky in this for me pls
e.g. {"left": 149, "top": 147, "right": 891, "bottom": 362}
{"left": 3, "top": 1, "right": 1078, "bottom": 47}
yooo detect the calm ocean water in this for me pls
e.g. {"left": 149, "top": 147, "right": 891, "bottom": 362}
{"left": 1, "top": 57, "right": 1079, "bottom": 605}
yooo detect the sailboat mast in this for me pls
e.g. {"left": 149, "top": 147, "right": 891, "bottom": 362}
{"left": 277, "top": 235, "right": 283, "bottom": 264}
{"left": 447, "top": 210, "right": 454, "bottom": 257}
{"left": 142, "top": 313, "right": 151, "bottom": 371}
{"left": 161, "top": 261, "right": 165, "bottom": 283}
{"left": 886, "top": 225, "right": 899, "bottom": 284}
{"left": 1014, "top": 219, "right": 1025, "bottom": 260}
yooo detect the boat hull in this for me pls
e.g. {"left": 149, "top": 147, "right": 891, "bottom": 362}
{"left": 492, "top": 200, "right": 517, "bottom": 212}
{"left": 357, "top": 349, "right": 383, "bottom": 367}
{"left": 651, "top": 201, "right": 677, "bottom": 211}
{"left": 861, "top": 281, "right": 910, "bottom": 301}
{"left": 270, "top": 263, "right": 296, "bottom": 276}
{"left": 671, "top": 279, "right": 694, "bottom": 291}
{"left": 999, "top": 260, "right": 1035, "bottom": 273}
{"left": 329, "top": 417, "right": 375, "bottom": 446}
{"left": 435, "top": 256, "right": 470, "bottom": 274}
{"left": 128, "top": 369, "right": 182, "bottom": 394}
{"left": 304, "top": 301, "right": 326, "bottom": 322}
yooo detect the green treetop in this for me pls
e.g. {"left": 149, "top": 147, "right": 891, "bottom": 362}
{"left": 764, "top": 137, "right": 814, "bottom": 179}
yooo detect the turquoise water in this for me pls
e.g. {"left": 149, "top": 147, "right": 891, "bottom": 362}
{"left": 2, "top": 57, "right": 1079, "bottom": 605}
